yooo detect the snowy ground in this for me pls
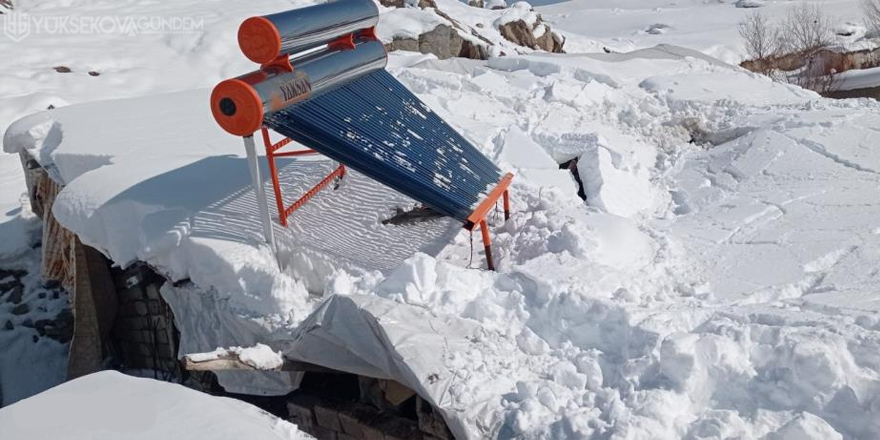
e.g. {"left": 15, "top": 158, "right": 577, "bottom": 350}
{"left": 2, "top": 0, "right": 880, "bottom": 439}
{"left": 0, "top": 151, "right": 71, "bottom": 407}
{"left": 537, "top": 0, "right": 866, "bottom": 64}
{"left": 1, "top": 370, "right": 312, "bottom": 440}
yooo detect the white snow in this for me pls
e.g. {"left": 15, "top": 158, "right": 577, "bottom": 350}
{"left": 837, "top": 66, "right": 880, "bottom": 91}
{"left": 536, "top": 0, "right": 866, "bottom": 63}
{"left": 376, "top": 6, "right": 448, "bottom": 41}
{"left": 0, "top": 371, "right": 312, "bottom": 440}
{"left": 0, "top": 152, "right": 39, "bottom": 260}
{"left": 188, "top": 344, "right": 284, "bottom": 370}
{"left": 2, "top": 0, "right": 880, "bottom": 439}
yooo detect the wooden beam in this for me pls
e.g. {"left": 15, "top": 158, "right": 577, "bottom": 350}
{"left": 182, "top": 353, "right": 338, "bottom": 374}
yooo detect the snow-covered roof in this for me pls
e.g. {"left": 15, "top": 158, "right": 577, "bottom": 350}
{"left": 0, "top": 371, "right": 312, "bottom": 440}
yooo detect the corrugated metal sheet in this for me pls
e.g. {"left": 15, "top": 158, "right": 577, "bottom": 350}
{"left": 265, "top": 70, "right": 501, "bottom": 222}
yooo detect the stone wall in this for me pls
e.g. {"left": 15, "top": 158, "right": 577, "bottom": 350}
{"left": 19, "top": 151, "right": 181, "bottom": 379}
{"left": 740, "top": 45, "right": 880, "bottom": 77}
{"left": 287, "top": 374, "right": 454, "bottom": 440}
{"left": 108, "top": 264, "right": 180, "bottom": 376}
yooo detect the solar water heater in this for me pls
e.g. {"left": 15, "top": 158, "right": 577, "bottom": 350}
{"left": 210, "top": 0, "right": 513, "bottom": 269}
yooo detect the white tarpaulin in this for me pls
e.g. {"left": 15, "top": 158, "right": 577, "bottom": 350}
{"left": 280, "top": 294, "right": 505, "bottom": 440}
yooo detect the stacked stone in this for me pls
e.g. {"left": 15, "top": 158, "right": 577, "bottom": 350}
{"left": 111, "top": 268, "right": 178, "bottom": 374}
{"left": 287, "top": 377, "right": 454, "bottom": 440}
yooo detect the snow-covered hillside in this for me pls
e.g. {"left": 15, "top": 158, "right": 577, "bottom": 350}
{"left": 538, "top": 0, "right": 866, "bottom": 63}
{"left": 2, "top": 0, "right": 880, "bottom": 439}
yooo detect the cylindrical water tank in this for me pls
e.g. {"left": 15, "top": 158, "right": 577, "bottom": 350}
{"left": 238, "top": 0, "right": 379, "bottom": 64}
{"left": 211, "top": 38, "right": 387, "bottom": 136}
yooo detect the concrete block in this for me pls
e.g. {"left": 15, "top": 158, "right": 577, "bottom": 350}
{"left": 379, "top": 380, "right": 416, "bottom": 406}
{"left": 314, "top": 404, "right": 342, "bottom": 432}
{"left": 129, "top": 316, "right": 148, "bottom": 330}
{"left": 310, "top": 426, "right": 338, "bottom": 440}
{"left": 118, "top": 286, "right": 143, "bottom": 304}
{"left": 134, "top": 301, "right": 148, "bottom": 316}
{"left": 158, "top": 342, "right": 176, "bottom": 359}
{"left": 288, "top": 407, "right": 314, "bottom": 430}
{"left": 373, "top": 413, "right": 422, "bottom": 440}
{"left": 361, "top": 424, "right": 385, "bottom": 440}
{"left": 417, "top": 396, "right": 453, "bottom": 439}
{"left": 287, "top": 394, "right": 320, "bottom": 430}
{"left": 150, "top": 316, "right": 167, "bottom": 330}
{"left": 147, "top": 300, "right": 161, "bottom": 316}
{"left": 338, "top": 411, "right": 364, "bottom": 437}
{"left": 145, "top": 284, "right": 162, "bottom": 300}
{"left": 133, "top": 356, "right": 156, "bottom": 370}
{"left": 136, "top": 343, "right": 153, "bottom": 357}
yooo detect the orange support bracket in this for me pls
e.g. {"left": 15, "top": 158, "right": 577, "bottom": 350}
{"left": 463, "top": 172, "right": 514, "bottom": 271}
{"left": 261, "top": 126, "right": 346, "bottom": 227}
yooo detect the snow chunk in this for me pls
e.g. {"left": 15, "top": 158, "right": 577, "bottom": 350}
{"left": 239, "top": 344, "right": 285, "bottom": 370}
{"left": 767, "top": 412, "right": 843, "bottom": 440}
{"left": 376, "top": 7, "right": 447, "bottom": 43}
{"left": 187, "top": 344, "right": 284, "bottom": 370}
{"left": 494, "top": 2, "right": 538, "bottom": 27}
{"left": 577, "top": 141, "right": 656, "bottom": 218}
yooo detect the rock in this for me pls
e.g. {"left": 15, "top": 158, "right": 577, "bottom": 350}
{"left": 379, "top": 0, "right": 434, "bottom": 8}
{"left": 53, "top": 66, "right": 71, "bottom": 73}
{"left": 7, "top": 285, "right": 23, "bottom": 304}
{"left": 88, "top": 71, "right": 100, "bottom": 76}
{"left": 32, "top": 334, "right": 38, "bottom": 343}
{"left": 35, "top": 309, "right": 73, "bottom": 343}
{"left": 42, "top": 279, "right": 61, "bottom": 289}
{"left": 34, "top": 319, "right": 49, "bottom": 336}
{"left": 535, "top": 26, "right": 565, "bottom": 53}
{"left": 3, "top": 320, "right": 12, "bottom": 331}
{"left": 460, "top": 37, "right": 489, "bottom": 59}
{"left": 498, "top": 18, "right": 565, "bottom": 53}
{"left": 735, "top": 0, "right": 765, "bottom": 8}
{"left": 11, "top": 303, "right": 30, "bottom": 315}
{"left": 0, "top": 268, "right": 27, "bottom": 280}
{"left": 468, "top": 0, "right": 484, "bottom": 7}
{"left": 0, "top": 277, "right": 19, "bottom": 293}
{"left": 498, "top": 19, "right": 536, "bottom": 49}
{"left": 418, "top": 24, "right": 466, "bottom": 59}
{"left": 38, "top": 292, "right": 46, "bottom": 299}
{"left": 390, "top": 24, "right": 489, "bottom": 60}
{"left": 389, "top": 38, "right": 420, "bottom": 53}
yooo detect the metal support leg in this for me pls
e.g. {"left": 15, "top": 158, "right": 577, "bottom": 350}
{"left": 503, "top": 190, "right": 510, "bottom": 221}
{"left": 479, "top": 219, "right": 494, "bottom": 271}
{"left": 243, "top": 135, "right": 277, "bottom": 255}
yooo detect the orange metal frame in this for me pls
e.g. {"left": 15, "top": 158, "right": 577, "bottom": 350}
{"left": 463, "top": 172, "right": 514, "bottom": 271}
{"left": 261, "top": 126, "right": 346, "bottom": 227}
